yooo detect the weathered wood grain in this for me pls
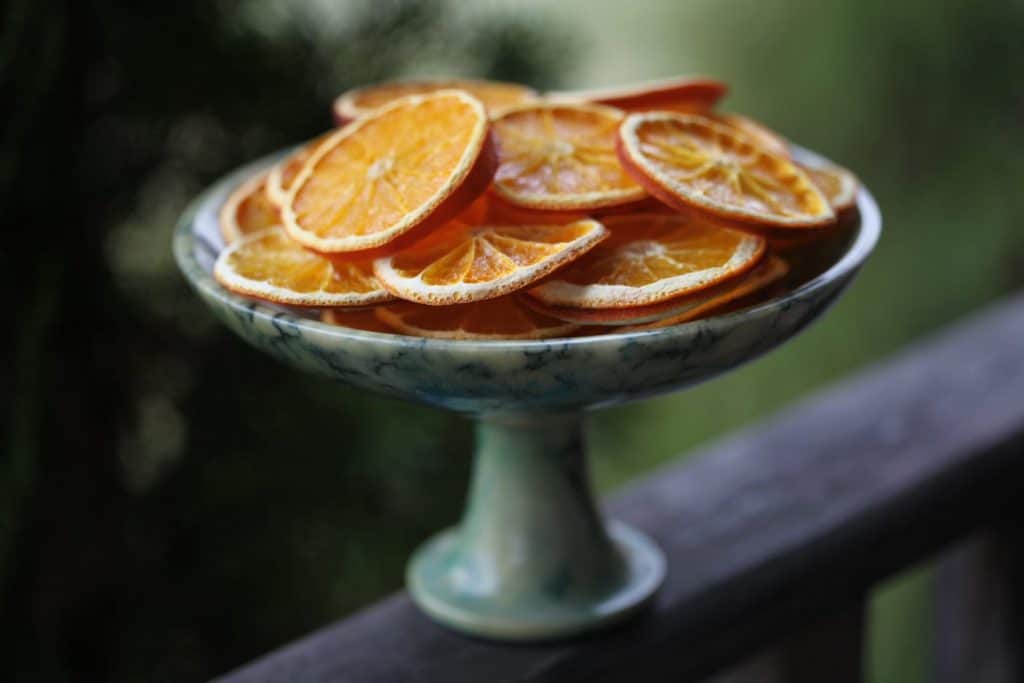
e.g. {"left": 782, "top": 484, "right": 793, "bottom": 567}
{"left": 216, "top": 293, "right": 1024, "bottom": 683}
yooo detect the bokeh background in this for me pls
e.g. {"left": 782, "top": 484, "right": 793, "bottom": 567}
{"left": 2, "top": 0, "right": 1022, "bottom": 681}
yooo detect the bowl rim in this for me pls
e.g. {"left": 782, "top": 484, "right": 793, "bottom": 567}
{"left": 173, "top": 145, "right": 881, "bottom": 352}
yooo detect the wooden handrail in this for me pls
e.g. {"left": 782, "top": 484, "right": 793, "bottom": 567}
{"left": 215, "top": 293, "right": 1024, "bottom": 683}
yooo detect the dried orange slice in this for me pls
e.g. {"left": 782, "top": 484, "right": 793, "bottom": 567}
{"left": 333, "top": 79, "right": 537, "bottom": 124}
{"left": 214, "top": 228, "right": 392, "bottom": 307}
{"left": 549, "top": 76, "right": 728, "bottom": 113}
{"left": 618, "top": 112, "right": 835, "bottom": 229}
{"left": 624, "top": 254, "right": 789, "bottom": 329}
{"left": 284, "top": 91, "right": 496, "bottom": 254}
{"left": 373, "top": 218, "right": 607, "bottom": 305}
{"left": 526, "top": 254, "right": 787, "bottom": 327}
{"left": 491, "top": 103, "right": 646, "bottom": 210}
{"left": 376, "top": 297, "right": 577, "bottom": 340}
{"left": 716, "top": 114, "right": 790, "bottom": 158}
{"left": 528, "top": 213, "right": 764, "bottom": 309}
{"left": 266, "top": 131, "right": 335, "bottom": 208}
{"left": 321, "top": 308, "right": 398, "bottom": 334}
{"left": 803, "top": 162, "right": 859, "bottom": 212}
{"left": 219, "top": 172, "right": 280, "bottom": 244}
{"left": 589, "top": 195, "right": 677, "bottom": 217}
{"left": 481, "top": 194, "right": 589, "bottom": 225}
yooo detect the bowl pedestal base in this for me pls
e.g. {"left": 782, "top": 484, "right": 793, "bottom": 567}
{"left": 407, "top": 414, "right": 666, "bottom": 641}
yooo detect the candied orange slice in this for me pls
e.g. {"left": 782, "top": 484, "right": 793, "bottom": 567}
{"left": 491, "top": 103, "right": 646, "bottom": 210}
{"left": 549, "top": 76, "right": 728, "bottom": 113}
{"left": 321, "top": 308, "right": 398, "bottom": 334}
{"left": 218, "top": 172, "right": 280, "bottom": 244}
{"left": 284, "top": 91, "right": 496, "bottom": 254}
{"left": 803, "top": 162, "right": 859, "bottom": 212}
{"left": 376, "top": 297, "right": 577, "bottom": 340}
{"left": 526, "top": 254, "right": 787, "bottom": 327}
{"left": 716, "top": 114, "right": 790, "bottom": 158}
{"left": 529, "top": 213, "right": 764, "bottom": 309}
{"left": 617, "top": 112, "right": 835, "bottom": 229}
{"left": 374, "top": 218, "right": 607, "bottom": 305}
{"left": 266, "top": 131, "right": 335, "bottom": 208}
{"left": 214, "top": 228, "right": 392, "bottom": 307}
{"left": 333, "top": 79, "right": 537, "bottom": 123}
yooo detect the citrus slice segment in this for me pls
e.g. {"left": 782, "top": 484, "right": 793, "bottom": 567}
{"left": 803, "top": 162, "right": 860, "bottom": 212}
{"left": 482, "top": 194, "right": 589, "bottom": 225}
{"left": 214, "top": 227, "right": 392, "bottom": 307}
{"left": 548, "top": 76, "right": 728, "bottom": 113}
{"left": 716, "top": 114, "right": 790, "bottom": 158}
{"left": 218, "top": 172, "right": 280, "bottom": 244}
{"left": 525, "top": 254, "right": 787, "bottom": 327}
{"left": 284, "top": 91, "right": 496, "bottom": 254}
{"left": 617, "top": 112, "right": 835, "bottom": 228}
{"left": 321, "top": 308, "right": 398, "bottom": 334}
{"left": 266, "top": 131, "right": 335, "bottom": 208}
{"left": 528, "top": 213, "right": 765, "bottom": 309}
{"left": 333, "top": 79, "right": 537, "bottom": 124}
{"left": 624, "top": 254, "right": 789, "bottom": 329}
{"left": 490, "top": 103, "right": 646, "bottom": 210}
{"left": 373, "top": 218, "right": 607, "bottom": 305}
{"left": 376, "top": 297, "right": 578, "bottom": 340}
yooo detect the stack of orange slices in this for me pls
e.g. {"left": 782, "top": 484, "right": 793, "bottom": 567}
{"left": 214, "top": 76, "right": 860, "bottom": 340}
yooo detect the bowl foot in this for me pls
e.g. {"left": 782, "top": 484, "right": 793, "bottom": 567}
{"left": 406, "top": 413, "right": 665, "bottom": 641}
{"left": 408, "top": 520, "right": 665, "bottom": 641}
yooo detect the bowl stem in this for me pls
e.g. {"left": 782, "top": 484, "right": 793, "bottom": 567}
{"left": 407, "top": 412, "right": 666, "bottom": 641}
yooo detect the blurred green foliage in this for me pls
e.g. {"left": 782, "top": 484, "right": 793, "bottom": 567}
{"left": 1, "top": 1, "right": 1021, "bottom": 681}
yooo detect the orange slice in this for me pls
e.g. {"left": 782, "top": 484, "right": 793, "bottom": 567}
{"left": 214, "top": 227, "right": 392, "bottom": 307}
{"left": 490, "top": 103, "right": 646, "bottom": 210}
{"left": 548, "top": 76, "right": 728, "bottom": 113}
{"left": 218, "top": 172, "right": 280, "bottom": 244}
{"left": 617, "top": 112, "right": 835, "bottom": 229}
{"left": 284, "top": 91, "right": 496, "bottom": 254}
{"left": 482, "top": 194, "right": 589, "bottom": 225}
{"left": 376, "top": 297, "right": 577, "bottom": 340}
{"left": 528, "top": 213, "right": 765, "bottom": 309}
{"left": 373, "top": 218, "right": 607, "bottom": 305}
{"left": 333, "top": 79, "right": 537, "bottom": 124}
{"left": 716, "top": 114, "right": 790, "bottom": 158}
{"left": 266, "top": 131, "right": 335, "bottom": 208}
{"left": 623, "top": 254, "right": 789, "bottom": 329}
{"left": 321, "top": 308, "right": 398, "bottom": 334}
{"left": 526, "top": 254, "right": 788, "bottom": 327}
{"left": 803, "top": 162, "right": 859, "bottom": 212}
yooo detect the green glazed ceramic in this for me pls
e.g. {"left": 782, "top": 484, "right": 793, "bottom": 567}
{"left": 173, "top": 146, "right": 880, "bottom": 641}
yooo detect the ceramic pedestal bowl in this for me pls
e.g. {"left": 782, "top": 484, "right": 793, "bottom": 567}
{"left": 173, "top": 147, "right": 880, "bottom": 642}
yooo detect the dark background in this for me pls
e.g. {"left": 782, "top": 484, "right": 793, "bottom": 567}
{"left": 2, "top": 1, "right": 1022, "bottom": 681}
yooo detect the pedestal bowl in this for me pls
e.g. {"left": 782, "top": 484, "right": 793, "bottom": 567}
{"left": 173, "top": 147, "right": 880, "bottom": 641}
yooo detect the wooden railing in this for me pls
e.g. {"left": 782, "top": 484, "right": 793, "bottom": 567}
{"left": 214, "top": 293, "right": 1024, "bottom": 683}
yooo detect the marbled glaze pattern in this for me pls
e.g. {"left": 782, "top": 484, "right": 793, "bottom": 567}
{"left": 173, "top": 150, "right": 880, "bottom": 417}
